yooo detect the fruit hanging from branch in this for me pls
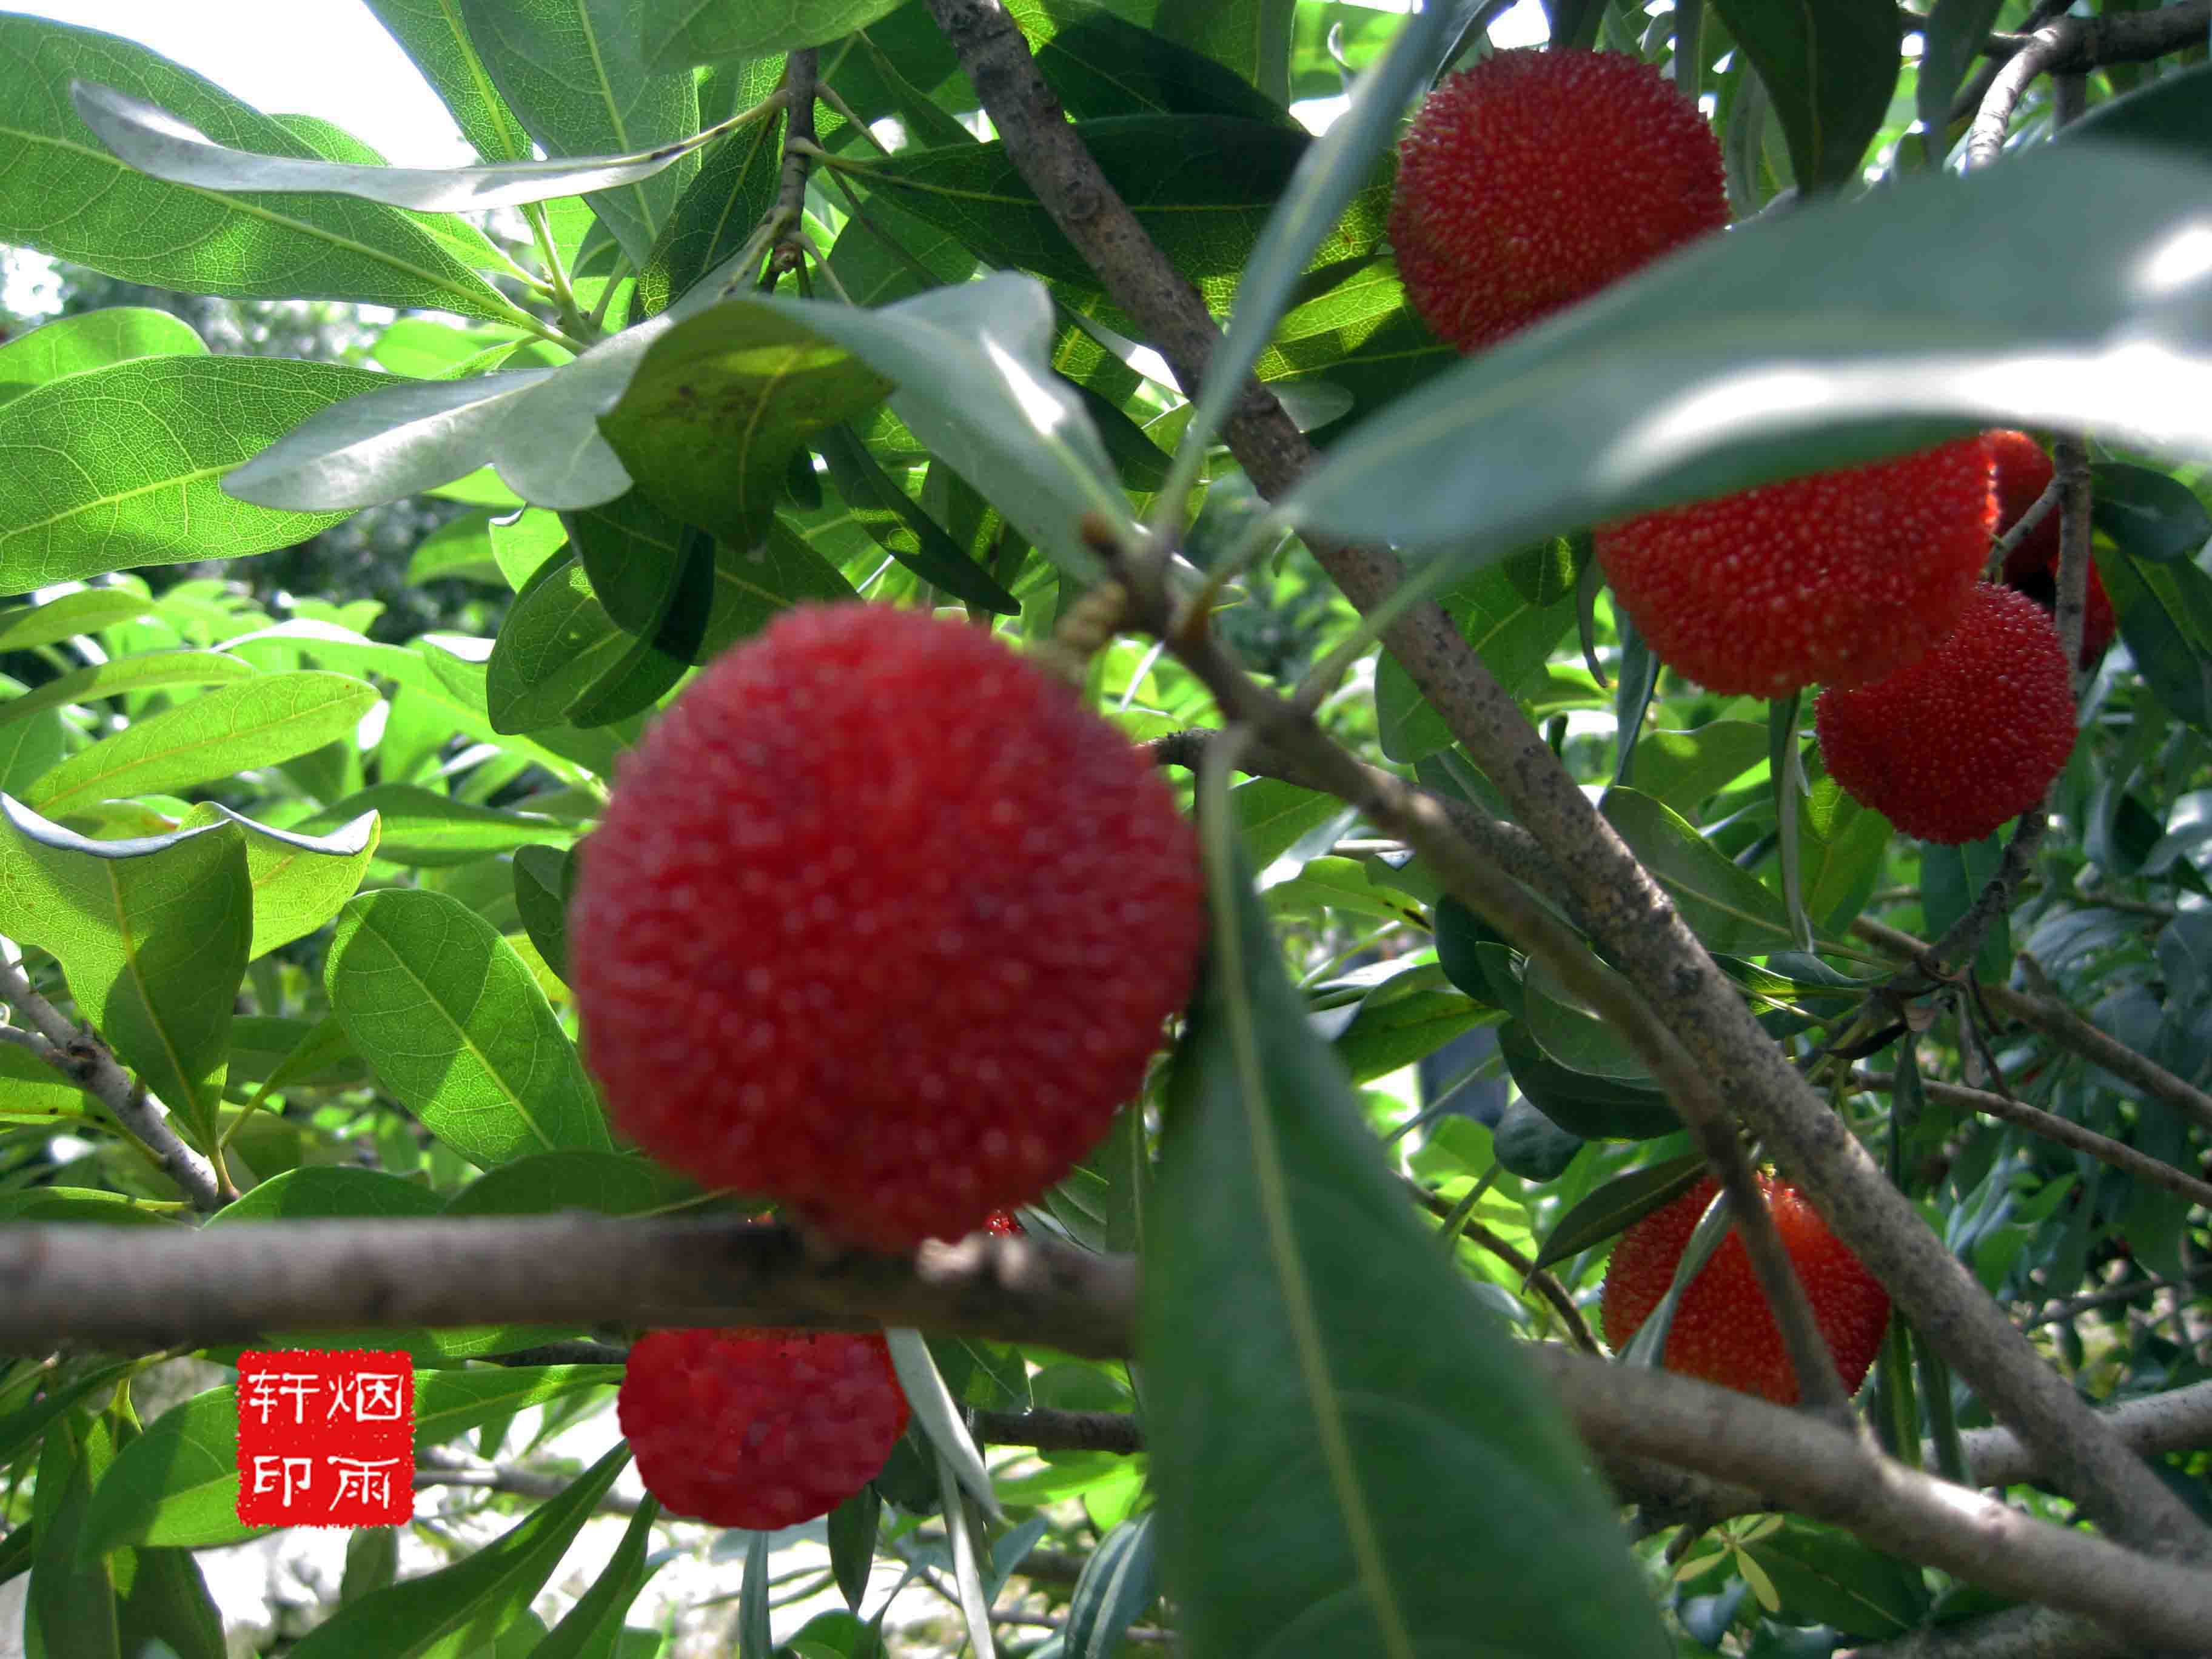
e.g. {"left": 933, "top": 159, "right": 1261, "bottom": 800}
{"left": 570, "top": 601, "right": 1207, "bottom": 1251}
{"left": 1989, "top": 427, "right": 2117, "bottom": 668}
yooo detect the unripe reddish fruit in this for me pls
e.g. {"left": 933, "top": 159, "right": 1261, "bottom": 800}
{"left": 618, "top": 1328, "right": 908, "bottom": 1529}
{"left": 571, "top": 602, "right": 1205, "bottom": 1251}
{"left": 1816, "top": 583, "right": 2076, "bottom": 846}
{"left": 1989, "top": 429, "right": 2116, "bottom": 667}
{"left": 1600, "top": 1175, "right": 1890, "bottom": 1406}
{"left": 1390, "top": 50, "right": 1728, "bottom": 354}
{"left": 1595, "top": 436, "right": 1998, "bottom": 696}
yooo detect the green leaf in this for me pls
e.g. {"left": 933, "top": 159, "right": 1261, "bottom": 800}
{"left": 210, "top": 1164, "right": 446, "bottom": 1223}
{"left": 0, "top": 16, "right": 521, "bottom": 318}
{"left": 1798, "top": 775, "right": 1891, "bottom": 936}
{"left": 1285, "top": 144, "right": 2212, "bottom": 559}
{"left": 0, "top": 306, "right": 205, "bottom": 413}
{"left": 1915, "top": 0, "right": 2004, "bottom": 156}
{"left": 0, "top": 355, "right": 390, "bottom": 592}
{"left": 598, "top": 304, "right": 897, "bottom": 553}
{"left": 2100, "top": 548, "right": 2212, "bottom": 736}
{"left": 641, "top": 0, "right": 905, "bottom": 70}
{"left": 1013, "top": 0, "right": 1293, "bottom": 124}
{"left": 2064, "top": 61, "right": 2212, "bottom": 158}
{"left": 633, "top": 79, "right": 784, "bottom": 316}
{"left": 176, "top": 801, "right": 380, "bottom": 959}
{"left": 0, "top": 649, "right": 256, "bottom": 731}
{"left": 0, "top": 796, "right": 250, "bottom": 1143}
{"left": 0, "top": 1038, "right": 95, "bottom": 1122}
{"left": 1630, "top": 720, "right": 1768, "bottom": 814}
{"left": 1496, "top": 1022, "right": 1678, "bottom": 1142}
{"left": 1532, "top": 1151, "right": 1706, "bottom": 1272}
{"left": 1230, "top": 777, "right": 1346, "bottom": 871}
{"left": 2093, "top": 461, "right": 2212, "bottom": 565}
{"left": 848, "top": 115, "right": 1390, "bottom": 324}
{"left": 113, "top": 1540, "right": 224, "bottom": 1659}
{"left": 292, "top": 1443, "right": 629, "bottom": 1659}
{"left": 1062, "top": 1510, "right": 1159, "bottom": 1659}
{"left": 811, "top": 424, "right": 1019, "bottom": 613}
{"left": 512, "top": 843, "right": 575, "bottom": 980}
{"left": 1147, "top": 842, "right": 1671, "bottom": 1658}
{"left": 530, "top": 1495, "right": 664, "bottom": 1659}
{"left": 488, "top": 550, "right": 651, "bottom": 734}
{"left": 25, "top": 671, "right": 378, "bottom": 815}
{"left": 326, "top": 886, "right": 612, "bottom": 1167}
{"left": 413, "top": 1367, "right": 622, "bottom": 1452}
{"left": 0, "top": 588, "right": 160, "bottom": 652}
{"left": 1739, "top": 1521, "right": 1927, "bottom": 1639}
{"left": 444, "top": 1150, "right": 700, "bottom": 1216}
{"left": 826, "top": 1487, "right": 880, "bottom": 1614}
{"left": 81, "top": 1389, "right": 264, "bottom": 1553}
{"left": 1708, "top": 0, "right": 1898, "bottom": 192}
{"left": 1521, "top": 957, "right": 1652, "bottom": 1083}
{"left": 362, "top": 0, "right": 537, "bottom": 163}
{"left": 1601, "top": 788, "right": 1795, "bottom": 954}
{"left": 0, "top": 1360, "right": 134, "bottom": 1474}
{"left": 230, "top": 1011, "right": 367, "bottom": 1095}
{"left": 28, "top": 1412, "right": 120, "bottom": 1659}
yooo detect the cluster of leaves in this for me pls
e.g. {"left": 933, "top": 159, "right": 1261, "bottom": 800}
{"left": 0, "top": 0, "right": 2208, "bottom": 1654}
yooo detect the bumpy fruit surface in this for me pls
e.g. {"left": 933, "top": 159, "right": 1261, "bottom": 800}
{"left": 1989, "top": 429, "right": 2116, "bottom": 667}
{"left": 1595, "top": 437, "right": 1997, "bottom": 696}
{"left": 1816, "top": 583, "right": 2076, "bottom": 845}
{"left": 1600, "top": 1175, "right": 1890, "bottom": 1406}
{"left": 571, "top": 602, "right": 1205, "bottom": 1250}
{"left": 618, "top": 1328, "right": 908, "bottom": 1529}
{"left": 1389, "top": 49, "right": 1728, "bottom": 354}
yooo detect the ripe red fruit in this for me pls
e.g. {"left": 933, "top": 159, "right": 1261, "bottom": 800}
{"left": 571, "top": 602, "right": 1205, "bottom": 1251}
{"left": 618, "top": 1328, "right": 908, "bottom": 1529}
{"left": 1390, "top": 49, "right": 1728, "bottom": 354}
{"left": 1989, "top": 429, "right": 2116, "bottom": 667}
{"left": 1600, "top": 1175, "right": 1890, "bottom": 1406}
{"left": 1595, "top": 436, "right": 1998, "bottom": 696}
{"left": 984, "top": 1210, "right": 1025, "bottom": 1236}
{"left": 1816, "top": 583, "right": 2076, "bottom": 845}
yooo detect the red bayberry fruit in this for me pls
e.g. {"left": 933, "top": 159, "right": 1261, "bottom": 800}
{"left": 1816, "top": 583, "right": 2076, "bottom": 845}
{"left": 984, "top": 1210, "right": 1024, "bottom": 1236}
{"left": 1600, "top": 1174, "right": 1890, "bottom": 1406}
{"left": 1595, "top": 435, "right": 1998, "bottom": 696}
{"left": 571, "top": 602, "right": 1205, "bottom": 1250}
{"left": 618, "top": 1328, "right": 908, "bottom": 1529}
{"left": 1989, "top": 429, "right": 2116, "bottom": 668}
{"left": 1389, "top": 49, "right": 1728, "bottom": 355}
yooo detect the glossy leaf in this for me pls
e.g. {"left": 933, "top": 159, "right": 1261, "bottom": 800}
{"left": 1146, "top": 849, "right": 1670, "bottom": 1658}
{"left": 0, "top": 796, "right": 250, "bottom": 1142}
{"left": 532, "top": 1496, "right": 665, "bottom": 1659}
{"left": 304, "top": 785, "right": 574, "bottom": 866}
{"left": 1709, "top": 0, "right": 1898, "bottom": 192}
{"left": 640, "top": 0, "right": 904, "bottom": 70}
{"left": 1378, "top": 561, "right": 1577, "bottom": 760}
{"left": 0, "top": 305, "right": 204, "bottom": 412}
{"left": 633, "top": 74, "right": 784, "bottom": 317}
{"left": 326, "top": 886, "right": 612, "bottom": 1167}
{"left": 1062, "top": 1510, "right": 1159, "bottom": 1659}
{"left": 176, "top": 802, "right": 380, "bottom": 959}
{"left": 1496, "top": 1021, "right": 1678, "bottom": 1142}
{"left": 2093, "top": 461, "right": 2212, "bottom": 565}
{"left": 1915, "top": 0, "right": 2003, "bottom": 153}
{"left": 0, "top": 355, "right": 389, "bottom": 592}
{"left": 0, "top": 587, "right": 161, "bottom": 652}
{"left": 28, "top": 1412, "right": 119, "bottom": 1659}
{"left": 462, "top": 0, "right": 701, "bottom": 269}
{"left": 81, "top": 1388, "right": 263, "bottom": 1553}
{"left": 287, "top": 1444, "right": 629, "bottom": 1659}
{"left": 488, "top": 549, "right": 649, "bottom": 733}
{"left": 0, "top": 649, "right": 255, "bottom": 729}
{"left": 1630, "top": 720, "right": 1768, "bottom": 814}
{"left": 444, "top": 1150, "right": 700, "bottom": 1216}
{"left": 25, "top": 670, "right": 378, "bottom": 815}
{"left": 827, "top": 1486, "right": 881, "bottom": 1614}
{"left": 363, "top": 0, "right": 535, "bottom": 163}
{"left": 1015, "top": 0, "right": 1292, "bottom": 124}
{"left": 0, "top": 16, "right": 520, "bottom": 318}
{"left": 1602, "top": 788, "right": 1796, "bottom": 953}
{"left": 1285, "top": 145, "right": 2212, "bottom": 560}
{"left": 1532, "top": 1151, "right": 1707, "bottom": 1272}
{"left": 512, "top": 843, "right": 575, "bottom": 979}
{"left": 72, "top": 77, "right": 721, "bottom": 210}
{"left": 812, "top": 423, "right": 1019, "bottom": 613}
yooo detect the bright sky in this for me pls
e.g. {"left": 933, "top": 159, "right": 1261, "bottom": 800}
{"left": 16, "top": 0, "right": 474, "bottom": 164}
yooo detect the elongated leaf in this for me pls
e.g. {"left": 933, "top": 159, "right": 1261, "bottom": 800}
{"left": 1496, "top": 1022, "right": 1678, "bottom": 1142}
{"left": 597, "top": 303, "right": 895, "bottom": 552}
{"left": 634, "top": 75, "right": 785, "bottom": 317}
{"left": 0, "top": 587, "right": 159, "bottom": 651}
{"left": 1014, "top": 0, "right": 1290, "bottom": 124}
{"left": 28, "top": 1412, "right": 119, "bottom": 1659}
{"left": 1147, "top": 842, "right": 1669, "bottom": 1657}
{"left": 72, "top": 78, "right": 718, "bottom": 210}
{"left": 462, "top": 0, "right": 700, "bottom": 269}
{"left": 531, "top": 1495, "right": 665, "bottom": 1659}
{"left": 327, "top": 886, "right": 611, "bottom": 1165}
{"left": 0, "top": 306, "right": 204, "bottom": 412}
{"left": 175, "top": 802, "right": 380, "bottom": 959}
{"left": 1603, "top": 787, "right": 1794, "bottom": 954}
{"left": 1378, "top": 560, "right": 1576, "bottom": 760}
{"left": 289, "top": 1443, "right": 628, "bottom": 1658}
{"left": 1708, "top": 0, "right": 1898, "bottom": 192}
{"left": 1170, "top": 2, "right": 1441, "bottom": 488}
{"left": 885, "top": 1329, "right": 999, "bottom": 1520}
{"left": 812, "top": 424, "right": 1018, "bottom": 612}
{"left": 363, "top": 0, "right": 534, "bottom": 162}
{"left": 2093, "top": 461, "right": 2212, "bottom": 564}
{"left": 826, "top": 1487, "right": 880, "bottom": 1614}
{"left": 1916, "top": 0, "right": 2003, "bottom": 153}
{"left": 1533, "top": 1151, "right": 1706, "bottom": 1272}
{"left": 0, "top": 796, "right": 249, "bottom": 1142}
{"left": 1630, "top": 720, "right": 1768, "bottom": 813}
{"left": 444, "top": 1149, "right": 698, "bottom": 1216}
{"left": 0, "top": 649, "right": 255, "bottom": 728}
{"left": 80, "top": 1388, "right": 263, "bottom": 1553}
{"left": 642, "top": 0, "right": 904, "bottom": 70}
{"left": 26, "top": 671, "right": 377, "bottom": 814}
{"left": 0, "top": 355, "right": 390, "bottom": 592}
{"left": 1285, "top": 145, "right": 2212, "bottom": 558}
{"left": 0, "top": 16, "right": 521, "bottom": 318}
{"left": 488, "top": 549, "right": 648, "bottom": 732}
{"left": 1062, "top": 1510, "right": 1159, "bottom": 1659}
{"left": 846, "top": 115, "right": 1391, "bottom": 323}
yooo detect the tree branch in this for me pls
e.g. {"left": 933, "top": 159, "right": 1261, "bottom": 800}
{"left": 0, "top": 959, "right": 224, "bottom": 1212}
{"left": 1850, "top": 1069, "right": 2212, "bottom": 1210}
{"left": 920, "top": 0, "right": 2212, "bottom": 1558}
{"left": 1842, "top": 1605, "right": 2125, "bottom": 1659}
{"left": 0, "top": 1219, "right": 1133, "bottom": 1359}
{"left": 974, "top": 1408, "right": 1142, "bottom": 1453}
{"left": 1402, "top": 1178, "right": 1601, "bottom": 1355}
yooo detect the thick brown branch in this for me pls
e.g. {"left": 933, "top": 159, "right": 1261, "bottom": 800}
{"left": 1843, "top": 1606, "right": 2125, "bottom": 1659}
{"left": 974, "top": 1408, "right": 1141, "bottom": 1453}
{"left": 0, "top": 1220, "right": 1133, "bottom": 1359}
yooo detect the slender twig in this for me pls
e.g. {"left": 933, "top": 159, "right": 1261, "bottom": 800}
{"left": 1967, "top": 27, "right": 2067, "bottom": 169}
{"left": 2023, "top": 1269, "right": 2212, "bottom": 1333}
{"left": 1851, "top": 1070, "right": 2212, "bottom": 1210}
{"left": 922, "top": 0, "right": 2212, "bottom": 1559}
{"left": 0, "top": 960, "right": 224, "bottom": 1211}
{"left": 973, "top": 1409, "right": 1142, "bottom": 1453}
{"left": 1983, "top": 474, "right": 2062, "bottom": 580}
{"left": 1401, "top": 1178, "right": 1601, "bottom": 1355}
